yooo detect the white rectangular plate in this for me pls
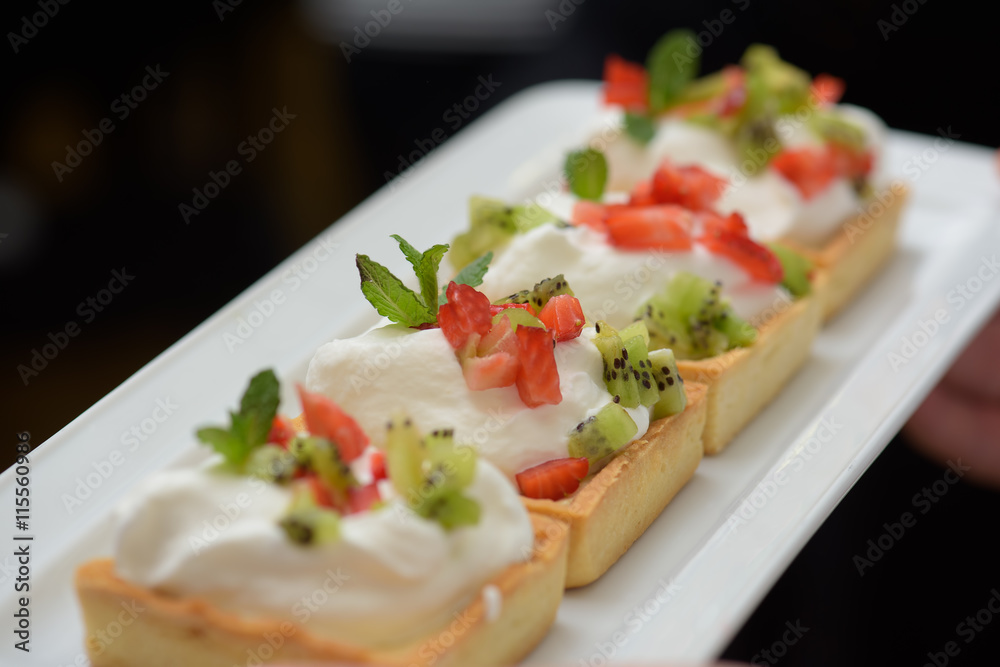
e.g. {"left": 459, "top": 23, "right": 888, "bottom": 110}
{"left": 2, "top": 82, "right": 998, "bottom": 666}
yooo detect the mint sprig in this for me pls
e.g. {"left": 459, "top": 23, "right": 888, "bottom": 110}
{"left": 197, "top": 369, "right": 280, "bottom": 468}
{"left": 647, "top": 29, "right": 699, "bottom": 113}
{"left": 439, "top": 251, "right": 493, "bottom": 306}
{"left": 564, "top": 148, "right": 608, "bottom": 201}
{"left": 390, "top": 234, "right": 448, "bottom": 319}
{"left": 624, "top": 112, "right": 656, "bottom": 146}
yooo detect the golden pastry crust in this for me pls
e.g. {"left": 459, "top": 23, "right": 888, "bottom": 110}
{"left": 523, "top": 382, "right": 707, "bottom": 588}
{"left": 677, "top": 293, "right": 822, "bottom": 455}
{"left": 74, "top": 513, "right": 568, "bottom": 667}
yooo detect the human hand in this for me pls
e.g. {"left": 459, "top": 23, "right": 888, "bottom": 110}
{"left": 904, "top": 311, "right": 1000, "bottom": 488}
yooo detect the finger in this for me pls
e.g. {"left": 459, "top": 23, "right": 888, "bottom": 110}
{"left": 904, "top": 382, "right": 1000, "bottom": 489}
{"left": 940, "top": 313, "right": 1000, "bottom": 401}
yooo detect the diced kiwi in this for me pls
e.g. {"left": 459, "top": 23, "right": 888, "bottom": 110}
{"left": 304, "top": 437, "right": 357, "bottom": 500}
{"left": 619, "top": 320, "right": 650, "bottom": 345}
{"left": 245, "top": 444, "right": 298, "bottom": 483}
{"left": 495, "top": 274, "right": 575, "bottom": 313}
{"left": 493, "top": 308, "right": 545, "bottom": 331}
{"left": 385, "top": 415, "right": 426, "bottom": 501}
{"left": 424, "top": 428, "right": 477, "bottom": 491}
{"left": 639, "top": 272, "right": 756, "bottom": 360}
{"left": 413, "top": 488, "right": 481, "bottom": 530}
{"left": 622, "top": 329, "right": 660, "bottom": 408}
{"left": 740, "top": 44, "right": 811, "bottom": 115}
{"left": 809, "top": 111, "right": 867, "bottom": 151}
{"left": 593, "top": 320, "right": 641, "bottom": 408}
{"left": 279, "top": 484, "right": 340, "bottom": 546}
{"left": 648, "top": 348, "right": 687, "bottom": 420}
{"left": 567, "top": 402, "right": 638, "bottom": 472}
{"left": 450, "top": 196, "right": 557, "bottom": 270}
{"left": 766, "top": 242, "right": 813, "bottom": 298}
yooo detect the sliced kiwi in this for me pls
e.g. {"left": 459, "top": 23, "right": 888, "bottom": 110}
{"left": 245, "top": 444, "right": 298, "bottom": 483}
{"left": 567, "top": 402, "right": 638, "bottom": 472}
{"left": 640, "top": 272, "right": 755, "bottom": 360}
{"left": 495, "top": 274, "right": 575, "bottom": 313}
{"left": 279, "top": 484, "right": 341, "bottom": 546}
{"left": 648, "top": 348, "right": 687, "bottom": 420}
{"left": 493, "top": 308, "right": 545, "bottom": 331}
{"left": 767, "top": 242, "right": 813, "bottom": 298}
{"left": 450, "top": 196, "right": 557, "bottom": 270}
{"left": 622, "top": 329, "right": 659, "bottom": 408}
{"left": 593, "top": 321, "right": 641, "bottom": 409}
{"left": 385, "top": 415, "right": 426, "bottom": 501}
{"left": 424, "top": 428, "right": 476, "bottom": 492}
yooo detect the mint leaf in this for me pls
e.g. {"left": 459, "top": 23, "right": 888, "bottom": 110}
{"left": 564, "top": 148, "right": 608, "bottom": 201}
{"left": 357, "top": 254, "right": 435, "bottom": 327}
{"left": 647, "top": 29, "right": 699, "bottom": 113}
{"left": 439, "top": 251, "right": 493, "bottom": 305}
{"left": 624, "top": 112, "right": 656, "bottom": 145}
{"left": 391, "top": 234, "right": 423, "bottom": 276}
{"left": 196, "top": 368, "right": 281, "bottom": 467}
{"left": 389, "top": 235, "right": 448, "bottom": 317}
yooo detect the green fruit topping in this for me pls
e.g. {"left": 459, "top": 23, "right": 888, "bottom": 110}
{"left": 305, "top": 437, "right": 357, "bottom": 505}
{"left": 593, "top": 321, "right": 641, "bottom": 409}
{"left": 492, "top": 308, "right": 545, "bottom": 331}
{"left": 564, "top": 148, "right": 608, "bottom": 201}
{"left": 809, "top": 110, "right": 867, "bottom": 151}
{"left": 639, "top": 272, "right": 756, "bottom": 360}
{"left": 449, "top": 196, "right": 557, "bottom": 270}
{"left": 279, "top": 483, "right": 341, "bottom": 546}
{"left": 740, "top": 44, "right": 812, "bottom": 115}
{"left": 767, "top": 243, "right": 813, "bottom": 298}
{"left": 648, "top": 348, "right": 687, "bottom": 420}
{"left": 622, "top": 331, "right": 660, "bottom": 408}
{"left": 494, "top": 274, "right": 575, "bottom": 313}
{"left": 567, "top": 402, "right": 638, "bottom": 472}
{"left": 245, "top": 444, "right": 298, "bottom": 483}
{"left": 384, "top": 416, "right": 481, "bottom": 531}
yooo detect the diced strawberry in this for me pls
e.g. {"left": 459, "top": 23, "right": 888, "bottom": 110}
{"left": 651, "top": 160, "right": 727, "bottom": 211}
{"left": 605, "top": 205, "right": 694, "bottom": 251}
{"left": 701, "top": 210, "right": 750, "bottom": 237}
{"left": 516, "top": 457, "right": 590, "bottom": 500}
{"left": 488, "top": 302, "right": 537, "bottom": 318}
{"left": 305, "top": 475, "right": 337, "bottom": 509}
{"left": 479, "top": 313, "right": 519, "bottom": 356}
{"left": 629, "top": 180, "right": 657, "bottom": 207}
{"left": 771, "top": 147, "right": 837, "bottom": 199}
{"left": 571, "top": 200, "right": 609, "bottom": 233}
{"left": 699, "top": 228, "right": 784, "bottom": 283}
{"left": 296, "top": 385, "right": 369, "bottom": 463}
{"left": 348, "top": 483, "right": 381, "bottom": 514}
{"left": 369, "top": 450, "right": 387, "bottom": 481}
{"left": 603, "top": 54, "right": 649, "bottom": 110}
{"left": 828, "top": 143, "right": 873, "bottom": 180}
{"left": 811, "top": 73, "right": 845, "bottom": 107}
{"left": 462, "top": 351, "right": 520, "bottom": 390}
{"left": 267, "top": 414, "right": 296, "bottom": 448}
{"left": 538, "top": 294, "right": 585, "bottom": 342}
{"left": 514, "top": 325, "right": 562, "bottom": 407}
{"left": 438, "top": 282, "right": 492, "bottom": 349}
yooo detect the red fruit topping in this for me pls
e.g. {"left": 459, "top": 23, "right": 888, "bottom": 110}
{"left": 478, "top": 313, "right": 519, "bottom": 356}
{"left": 828, "top": 143, "right": 873, "bottom": 181}
{"left": 603, "top": 54, "right": 649, "bottom": 110}
{"left": 651, "top": 160, "right": 728, "bottom": 211}
{"left": 296, "top": 385, "right": 369, "bottom": 463}
{"left": 628, "top": 180, "right": 657, "bottom": 207}
{"left": 538, "top": 294, "right": 586, "bottom": 342}
{"left": 701, "top": 210, "right": 750, "bottom": 237}
{"left": 488, "top": 302, "right": 537, "bottom": 318}
{"left": 516, "top": 457, "right": 590, "bottom": 500}
{"left": 604, "top": 205, "right": 694, "bottom": 251}
{"left": 771, "top": 147, "right": 838, "bottom": 199}
{"left": 369, "top": 450, "right": 387, "bottom": 482}
{"left": 462, "top": 351, "right": 520, "bottom": 390}
{"left": 348, "top": 483, "right": 382, "bottom": 514}
{"left": 438, "top": 282, "right": 492, "bottom": 349}
{"left": 514, "top": 325, "right": 562, "bottom": 408}
{"left": 305, "top": 476, "right": 337, "bottom": 509}
{"left": 699, "top": 227, "right": 784, "bottom": 283}
{"left": 811, "top": 73, "right": 845, "bottom": 107}
{"left": 267, "top": 414, "right": 296, "bottom": 448}
{"left": 572, "top": 200, "right": 610, "bottom": 233}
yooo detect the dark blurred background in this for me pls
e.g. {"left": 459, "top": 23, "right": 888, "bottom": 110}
{"left": 2, "top": 0, "right": 998, "bottom": 664}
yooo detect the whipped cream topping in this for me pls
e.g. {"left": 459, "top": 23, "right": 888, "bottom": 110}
{"left": 306, "top": 324, "right": 650, "bottom": 478}
{"left": 475, "top": 223, "right": 788, "bottom": 331}
{"left": 582, "top": 105, "right": 887, "bottom": 246}
{"left": 112, "top": 456, "right": 533, "bottom": 648}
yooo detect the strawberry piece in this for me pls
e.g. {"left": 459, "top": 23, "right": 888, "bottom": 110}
{"left": 571, "top": 200, "right": 609, "bottom": 233}
{"left": 538, "top": 294, "right": 585, "bottom": 342}
{"left": 701, "top": 210, "right": 750, "bottom": 237}
{"left": 699, "top": 228, "right": 784, "bottom": 283}
{"left": 348, "top": 483, "right": 381, "bottom": 514}
{"left": 305, "top": 475, "right": 337, "bottom": 509}
{"left": 811, "top": 73, "right": 845, "bottom": 106}
{"left": 369, "top": 450, "right": 387, "bottom": 481}
{"left": 771, "top": 147, "right": 837, "bottom": 199}
{"left": 438, "top": 282, "right": 492, "bottom": 349}
{"left": 478, "top": 313, "right": 519, "bottom": 356}
{"left": 488, "top": 302, "right": 537, "bottom": 318}
{"left": 267, "top": 414, "right": 296, "bottom": 448}
{"left": 828, "top": 143, "right": 873, "bottom": 181}
{"left": 516, "top": 457, "right": 590, "bottom": 500}
{"left": 603, "top": 54, "right": 649, "bottom": 110}
{"left": 296, "top": 385, "right": 369, "bottom": 463}
{"left": 651, "top": 160, "right": 727, "bottom": 211}
{"left": 462, "top": 352, "right": 520, "bottom": 390}
{"left": 629, "top": 180, "right": 657, "bottom": 207}
{"left": 514, "top": 325, "right": 562, "bottom": 407}
{"left": 604, "top": 205, "right": 694, "bottom": 251}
